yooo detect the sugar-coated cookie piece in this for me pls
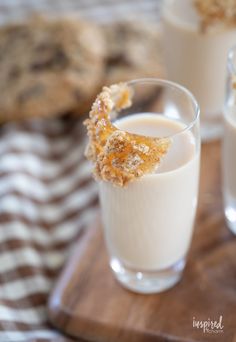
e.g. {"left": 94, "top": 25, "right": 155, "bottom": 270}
{"left": 84, "top": 83, "right": 171, "bottom": 187}
{"left": 195, "top": 0, "right": 236, "bottom": 30}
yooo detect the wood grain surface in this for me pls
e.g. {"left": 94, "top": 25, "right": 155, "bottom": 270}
{"left": 48, "top": 141, "right": 236, "bottom": 342}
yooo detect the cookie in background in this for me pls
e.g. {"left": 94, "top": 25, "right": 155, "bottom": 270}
{"left": 0, "top": 16, "right": 106, "bottom": 122}
{"left": 102, "top": 20, "right": 165, "bottom": 86}
{"left": 0, "top": 16, "right": 164, "bottom": 122}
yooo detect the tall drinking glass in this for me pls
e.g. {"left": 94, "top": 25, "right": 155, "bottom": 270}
{"left": 223, "top": 46, "right": 236, "bottom": 235}
{"left": 162, "top": 0, "right": 236, "bottom": 141}
{"left": 99, "top": 78, "right": 201, "bottom": 294}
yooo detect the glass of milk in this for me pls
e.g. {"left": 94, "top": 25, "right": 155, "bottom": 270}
{"left": 99, "top": 78, "right": 200, "bottom": 293}
{"left": 223, "top": 46, "right": 236, "bottom": 235}
{"left": 162, "top": 0, "right": 236, "bottom": 141}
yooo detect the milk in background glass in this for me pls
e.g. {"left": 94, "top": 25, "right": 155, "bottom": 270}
{"left": 162, "top": 0, "right": 236, "bottom": 141}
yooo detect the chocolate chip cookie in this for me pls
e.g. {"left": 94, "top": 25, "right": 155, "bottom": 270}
{"left": 103, "top": 20, "right": 164, "bottom": 85}
{"left": 0, "top": 16, "right": 105, "bottom": 121}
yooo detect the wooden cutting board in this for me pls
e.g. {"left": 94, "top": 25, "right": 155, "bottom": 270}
{"left": 48, "top": 141, "right": 236, "bottom": 342}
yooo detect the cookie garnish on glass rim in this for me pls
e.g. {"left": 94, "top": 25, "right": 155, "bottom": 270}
{"left": 84, "top": 83, "right": 171, "bottom": 187}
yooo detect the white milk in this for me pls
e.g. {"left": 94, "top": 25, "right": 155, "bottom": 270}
{"left": 99, "top": 113, "right": 200, "bottom": 271}
{"left": 162, "top": 0, "right": 236, "bottom": 120}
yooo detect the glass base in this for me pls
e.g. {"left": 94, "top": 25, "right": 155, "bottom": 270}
{"left": 200, "top": 114, "right": 223, "bottom": 142}
{"left": 110, "top": 257, "right": 186, "bottom": 294}
{"left": 224, "top": 204, "right": 236, "bottom": 235}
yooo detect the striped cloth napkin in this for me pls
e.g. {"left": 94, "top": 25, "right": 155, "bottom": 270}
{"left": 0, "top": 116, "right": 98, "bottom": 341}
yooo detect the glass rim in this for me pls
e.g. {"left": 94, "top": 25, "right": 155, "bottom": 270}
{"left": 228, "top": 45, "right": 236, "bottom": 75}
{"left": 115, "top": 78, "right": 200, "bottom": 139}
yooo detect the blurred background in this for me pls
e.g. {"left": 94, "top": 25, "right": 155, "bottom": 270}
{"left": 0, "top": 0, "right": 162, "bottom": 23}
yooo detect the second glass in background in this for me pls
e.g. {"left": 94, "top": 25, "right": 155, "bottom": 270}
{"left": 223, "top": 46, "right": 236, "bottom": 235}
{"left": 162, "top": 0, "right": 236, "bottom": 141}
